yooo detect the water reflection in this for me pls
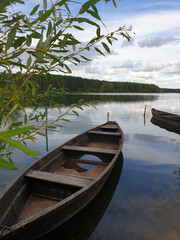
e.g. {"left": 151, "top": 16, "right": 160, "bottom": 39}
{"left": 39, "top": 153, "right": 124, "bottom": 240}
{"left": 151, "top": 117, "right": 180, "bottom": 135}
{"left": 57, "top": 93, "right": 159, "bottom": 106}
{"left": 89, "top": 158, "right": 180, "bottom": 240}
{"left": 0, "top": 93, "right": 180, "bottom": 240}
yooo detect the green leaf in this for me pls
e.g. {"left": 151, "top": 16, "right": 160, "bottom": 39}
{"left": 31, "top": 31, "right": 41, "bottom": 39}
{"left": 86, "top": 9, "right": 101, "bottom": 21}
{"left": 13, "top": 37, "right": 26, "bottom": 49}
{"left": 46, "top": 21, "right": 52, "bottom": 37}
{"left": 80, "top": 55, "right": 91, "bottom": 62}
{"left": 0, "top": 103, "right": 11, "bottom": 112}
{"left": 112, "top": 0, "right": 117, "bottom": 7}
{"left": 101, "top": 42, "right": 110, "bottom": 53}
{"left": 47, "top": 126, "right": 56, "bottom": 129}
{"left": 41, "top": 51, "right": 63, "bottom": 65}
{"left": 2, "top": 14, "right": 24, "bottom": 25}
{"left": 0, "top": 125, "right": 34, "bottom": 138}
{"left": 29, "top": 51, "right": 48, "bottom": 63}
{"left": 61, "top": 118, "right": 71, "bottom": 122}
{"left": 24, "top": 113, "right": 28, "bottom": 125}
{"left": 6, "top": 23, "right": 19, "bottom": 51}
{"left": 106, "top": 36, "right": 112, "bottom": 45}
{"left": 0, "top": 158, "right": 18, "bottom": 170}
{"left": 72, "top": 110, "right": 79, "bottom": 117}
{"left": 36, "top": 35, "right": 43, "bottom": 49}
{"left": 40, "top": 10, "right": 52, "bottom": 22}
{"left": 79, "top": 0, "right": 92, "bottom": 14}
{"left": 32, "top": 85, "right": 36, "bottom": 98}
{"left": 30, "top": 4, "right": 40, "bottom": 16}
{"left": 72, "top": 57, "right": 80, "bottom": 63}
{"left": 0, "top": 137, "right": 37, "bottom": 156}
{"left": 43, "top": 35, "right": 51, "bottom": 49}
{"left": 0, "top": 1, "right": 24, "bottom": 14}
{"left": 64, "top": 64, "right": 72, "bottom": 73}
{"left": 26, "top": 35, "right": 32, "bottom": 46}
{"left": 18, "top": 58, "right": 23, "bottom": 71}
{"left": 94, "top": 47, "right": 105, "bottom": 56}
{"left": 64, "top": 3, "right": 71, "bottom": 14}
{"left": 54, "top": 0, "right": 67, "bottom": 7}
{"left": 27, "top": 55, "right": 32, "bottom": 68}
{"left": 70, "top": 17, "right": 99, "bottom": 28}
{"left": 37, "top": 132, "right": 46, "bottom": 137}
{"left": 55, "top": 124, "right": 65, "bottom": 128}
{"left": 96, "top": 27, "right": 100, "bottom": 37}
{"left": 72, "top": 25, "right": 84, "bottom": 31}
{"left": 43, "top": 0, "right": 47, "bottom": 10}
{"left": 25, "top": 17, "right": 31, "bottom": 31}
{"left": 4, "top": 103, "right": 19, "bottom": 127}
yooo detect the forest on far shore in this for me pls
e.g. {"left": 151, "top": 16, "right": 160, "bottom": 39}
{"left": 1, "top": 73, "right": 179, "bottom": 93}
{"left": 36, "top": 74, "right": 161, "bottom": 93}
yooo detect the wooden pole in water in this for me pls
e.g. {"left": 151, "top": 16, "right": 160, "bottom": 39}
{"left": 45, "top": 109, "right": 49, "bottom": 152}
{"left": 107, "top": 112, "right": 109, "bottom": 122}
{"left": 144, "top": 105, "right": 147, "bottom": 117}
{"left": 144, "top": 105, "right": 147, "bottom": 126}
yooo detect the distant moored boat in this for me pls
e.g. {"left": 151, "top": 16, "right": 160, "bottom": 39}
{"left": 151, "top": 108, "right": 180, "bottom": 134}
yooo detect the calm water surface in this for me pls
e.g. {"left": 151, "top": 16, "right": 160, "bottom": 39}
{"left": 0, "top": 93, "right": 180, "bottom": 240}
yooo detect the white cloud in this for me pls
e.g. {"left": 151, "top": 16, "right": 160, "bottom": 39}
{"left": 125, "top": 71, "right": 159, "bottom": 83}
{"left": 165, "top": 62, "right": 180, "bottom": 74}
{"left": 138, "top": 36, "right": 180, "bottom": 48}
{"left": 134, "top": 62, "right": 164, "bottom": 72}
{"left": 112, "top": 60, "right": 135, "bottom": 69}
{"left": 122, "top": 38, "right": 135, "bottom": 48}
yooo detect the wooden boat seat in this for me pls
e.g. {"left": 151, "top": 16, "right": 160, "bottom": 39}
{"left": 100, "top": 125, "right": 119, "bottom": 130}
{"left": 88, "top": 130, "right": 121, "bottom": 136}
{"left": 25, "top": 170, "right": 92, "bottom": 188}
{"left": 71, "top": 158, "right": 108, "bottom": 165}
{"left": 62, "top": 145, "right": 117, "bottom": 155}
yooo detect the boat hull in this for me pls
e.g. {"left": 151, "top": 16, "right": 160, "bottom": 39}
{"left": 151, "top": 108, "right": 180, "bottom": 133}
{"left": 0, "top": 121, "right": 124, "bottom": 240}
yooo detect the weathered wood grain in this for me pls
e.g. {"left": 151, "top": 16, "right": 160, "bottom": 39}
{"left": 62, "top": 145, "right": 117, "bottom": 155}
{"left": 26, "top": 170, "right": 92, "bottom": 188}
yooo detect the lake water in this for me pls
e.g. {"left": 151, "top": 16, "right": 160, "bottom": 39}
{"left": 0, "top": 93, "right": 180, "bottom": 240}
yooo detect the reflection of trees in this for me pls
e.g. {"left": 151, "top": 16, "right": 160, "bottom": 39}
{"left": 39, "top": 153, "right": 124, "bottom": 240}
{"left": 54, "top": 94, "right": 159, "bottom": 106}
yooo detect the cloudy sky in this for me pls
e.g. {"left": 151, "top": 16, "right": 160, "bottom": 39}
{"left": 20, "top": 0, "right": 180, "bottom": 88}
{"left": 71, "top": 0, "right": 180, "bottom": 89}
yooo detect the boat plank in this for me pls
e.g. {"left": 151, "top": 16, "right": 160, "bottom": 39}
{"left": 54, "top": 168, "right": 96, "bottom": 180}
{"left": 88, "top": 130, "right": 121, "bottom": 136}
{"left": 62, "top": 145, "right": 116, "bottom": 155}
{"left": 100, "top": 125, "right": 119, "bottom": 130}
{"left": 25, "top": 170, "right": 92, "bottom": 188}
{"left": 54, "top": 164, "right": 106, "bottom": 179}
{"left": 69, "top": 158, "right": 108, "bottom": 165}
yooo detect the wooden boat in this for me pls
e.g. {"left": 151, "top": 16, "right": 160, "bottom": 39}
{"left": 151, "top": 108, "right": 180, "bottom": 133}
{"left": 0, "top": 121, "right": 124, "bottom": 240}
{"left": 41, "top": 153, "right": 124, "bottom": 240}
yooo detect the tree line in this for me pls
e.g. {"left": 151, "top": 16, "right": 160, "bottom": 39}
{"left": 34, "top": 74, "right": 161, "bottom": 93}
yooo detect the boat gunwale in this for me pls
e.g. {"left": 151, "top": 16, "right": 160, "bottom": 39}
{"left": 0, "top": 121, "right": 124, "bottom": 236}
{"left": 151, "top": 108, "right": 180, "bottom": 121}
